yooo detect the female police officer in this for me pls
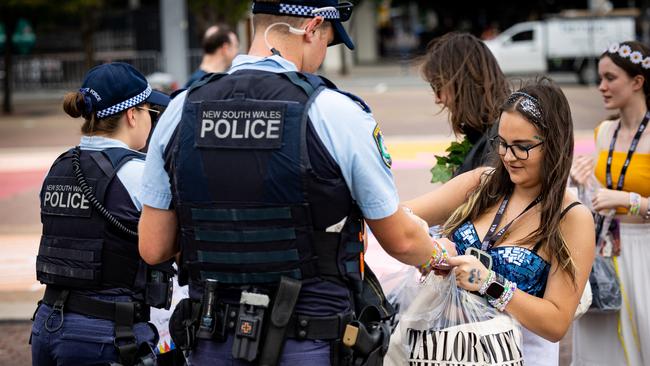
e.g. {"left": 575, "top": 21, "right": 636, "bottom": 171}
{"left": 31, "top": 62, "right": 172, "bottom": 366}
{"left": 138, "top": 1, "right": 438, "bottom": 365}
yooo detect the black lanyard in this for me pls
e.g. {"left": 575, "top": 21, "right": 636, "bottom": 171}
{"left": 481, "top": 193, "right": 541, "bottom": 251}
{"left": 606, "top": 113, "right": 649, "bottom": 190}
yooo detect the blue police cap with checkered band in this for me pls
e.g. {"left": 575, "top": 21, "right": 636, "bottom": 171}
{"left": 80, "top": 62, "right": 170, "bottom": 119}
{"left": 252, "top": 0, "right": 355, "bottom": 50}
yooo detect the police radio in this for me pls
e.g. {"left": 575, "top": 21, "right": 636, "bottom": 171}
{"left": 71, "top": 147, "right": 137, "bottom": 236}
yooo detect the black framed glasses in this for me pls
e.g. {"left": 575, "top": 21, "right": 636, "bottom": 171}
{"left": 490, "top": 137, "right": 544, "bottom": 160}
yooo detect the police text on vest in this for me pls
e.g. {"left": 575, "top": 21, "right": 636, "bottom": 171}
{"left": 196, "top": 102, "right": 286, "bottom": 149}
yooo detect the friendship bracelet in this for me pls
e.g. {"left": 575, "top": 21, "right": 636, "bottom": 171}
{"left": 417, "top": 238, "right": 449, "bottom": 276}
{"left": 629, "top": 192, "right": 641, "bottom": 216}
{"left": 489, "top": 281, "right": 517, "bottom": 312}
{"left": 478, "top": 270, "right": 495, "bottom": 295}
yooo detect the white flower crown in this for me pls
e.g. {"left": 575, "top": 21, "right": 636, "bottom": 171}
{"left": 606, "top": 42, "right": 650, "bottom": 69}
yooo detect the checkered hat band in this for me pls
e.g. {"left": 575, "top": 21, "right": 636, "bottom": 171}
{"left": 278, "top": 3, "right": 340, "bottom": 19}
{"left": 96, "top": 85, "right": 152, "bottom": 118}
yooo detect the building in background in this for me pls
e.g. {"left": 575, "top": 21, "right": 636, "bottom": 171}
{"left": 2, "top": 0, "right": 650, "bottom": 95}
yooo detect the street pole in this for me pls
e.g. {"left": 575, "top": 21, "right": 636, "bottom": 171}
{"left": 160, "top": 0, "right": 189, "bottom": 87}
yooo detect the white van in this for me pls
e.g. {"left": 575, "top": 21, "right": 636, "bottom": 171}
{"left": 485, "top": 14, "right": 635, "bottom": 83}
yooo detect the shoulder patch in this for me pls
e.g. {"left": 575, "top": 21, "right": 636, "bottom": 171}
{"left": 373, "top": 124, "right": 392, "bottom": 169}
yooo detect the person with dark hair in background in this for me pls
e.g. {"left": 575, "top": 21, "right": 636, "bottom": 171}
{"left": 137, "top": 0, "right": 439, "bottom": 365}
{"left": 405, "top": 78, "right": 595, "bottom": 366}
{"left": 571, "top": 40, "right": 650, "bottom": 366}
{"left": 185, "top": 24, "right": 240, "bottom": 88}
{"left": 421, "top": 32, "right": 509, "bottom": 178}
{"left": 30, "top": 62, "right": 173, "bottom": 366}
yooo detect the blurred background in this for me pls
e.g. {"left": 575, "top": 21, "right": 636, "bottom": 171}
{"left": 1, "top": 0, "right": 649, "bottom": 107}
{"left": 0, "top": 0, "right": 642, "bottom": 364}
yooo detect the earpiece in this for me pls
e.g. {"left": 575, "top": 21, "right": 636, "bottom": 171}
{"left": 288, "top": 26, "right": 306, "bottom": 35}
{"left": 264, "top": 22, "right": 309, "bottom": 57}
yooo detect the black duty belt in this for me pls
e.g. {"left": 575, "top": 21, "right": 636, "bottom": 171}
{"left": 42, "top": 286, "right": 150, "bottom": 323}
{"left": 220, "top": 303, "right": 353, "bottom": 341}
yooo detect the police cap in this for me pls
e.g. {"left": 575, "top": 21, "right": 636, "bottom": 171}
{"left": 80, "top": 62, "right": 171, "bottom": 119}
{"left": 252, "top": 0, "right": 355, "bottom": 50}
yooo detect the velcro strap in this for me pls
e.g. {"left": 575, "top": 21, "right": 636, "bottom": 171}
{"left": 42, "top": 287, "right": 149, "bottom": 323}
{"left": 195, "top": 228, "right": 296, "bottom": 242}
{"left": 197, "top": 249, "right": 299, "bottom": 264}
{"left": 36, "top": 262, "right": 95, "bottom": 280}
{"left": 200, "top": 270, "right": 301, "bottom": 284}
{"left": 191, "top": 207, "right": 292, "bottom": 221}
{"left": 38, "top": 246, "right": 95, "bottom": 262}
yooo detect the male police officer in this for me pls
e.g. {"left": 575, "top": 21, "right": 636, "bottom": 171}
{"left": 138, "top": 1, "right": 436, "bottom": 365}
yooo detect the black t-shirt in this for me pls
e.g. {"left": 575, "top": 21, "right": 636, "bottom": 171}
{"left": 453, "top": 124, "right": 496, "bottom": 177}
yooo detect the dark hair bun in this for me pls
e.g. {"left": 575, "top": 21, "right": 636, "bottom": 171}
{"left": 62, "top": 92, "right": 83, "bottom": 118}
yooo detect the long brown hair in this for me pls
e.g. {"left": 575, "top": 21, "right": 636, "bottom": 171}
{"left": 63, "top": 91, "right": 124, "bottom": 135}
{"left": 443, "top": 78, "right": 577, "bottom": 281}
{"left": 420, "top": 32, "right": 509, "bottom": 136}
{"left": 601, "top": 41, "right": 650, "bottom": 110}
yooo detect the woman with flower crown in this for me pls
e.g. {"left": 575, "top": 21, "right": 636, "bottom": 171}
{"left": 571, "top": 40, "right": 650, "bottom": 366}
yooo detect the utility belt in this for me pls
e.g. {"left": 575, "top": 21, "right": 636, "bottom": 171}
{"left": 37, "top": 286, "right": 154, "bottom": 366}
{"left": 169, "top": 277, "right": 390, "bottom": 366}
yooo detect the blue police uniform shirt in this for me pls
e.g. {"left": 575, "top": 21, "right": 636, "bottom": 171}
{"left": 140, "top": 54, "right": 400, "bottom": 220}
{"left": 79, "top": 135, "right": 145, "bottom": 211}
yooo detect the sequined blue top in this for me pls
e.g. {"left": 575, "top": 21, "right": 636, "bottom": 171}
{"left": 451, "top": 221, "right": 550, "bottom": 298}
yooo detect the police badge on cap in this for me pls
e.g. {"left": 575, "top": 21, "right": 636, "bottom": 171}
{"left": 252, "top": 0, "right": 355, "bottom": 50}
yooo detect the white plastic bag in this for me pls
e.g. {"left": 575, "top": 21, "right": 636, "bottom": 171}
{"left": 385, "top": 272, "right": 524, "bottom": 366}
{"left": 382, "top": 266, "right": 423, "bottom": 323}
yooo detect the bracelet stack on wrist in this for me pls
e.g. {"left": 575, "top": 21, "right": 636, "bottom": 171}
{"left": 489, "top": 281, "right": 517, "bottom": 312}
{"left": 479, "top": 270, "right": 517, "bottom": 312}
{"left": 629, "top": 192, "right": 642, "bottom": 216}
{"left": 478, "top": 270, "right": 495, "bottom": 295}
{"left": 417, "top": 239, "right": 449, "bottom": 276}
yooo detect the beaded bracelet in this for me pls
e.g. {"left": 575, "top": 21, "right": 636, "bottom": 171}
{"left": 489, "top": 281, "right": 517, "bottom": 312}
{"left": 629, "top": 192, "right": 641, "bottom": 216}
{"left": 417, "top": 239, "right": 449, "bottom": 276}
{"left": 478, "top": 270, "right": 495, "bottom": 295}
{"left": 644, "top": 197, "right": 650, "bottom": 221}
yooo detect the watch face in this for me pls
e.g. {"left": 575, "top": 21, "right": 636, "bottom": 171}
{"left": 486, "top": 281, "right": 505, "bottom": 299}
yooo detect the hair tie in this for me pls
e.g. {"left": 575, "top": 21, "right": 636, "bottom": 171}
{"left": 78, "top": 88, "right": 94, "bottom": 119}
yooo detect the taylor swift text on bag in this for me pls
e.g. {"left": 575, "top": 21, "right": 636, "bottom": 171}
{"left": 385, "top": 272, "right": 524, "bottom": 366}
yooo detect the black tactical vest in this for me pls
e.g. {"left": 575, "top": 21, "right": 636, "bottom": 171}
{"left": 37, "top": 148, "right": 151, "bottom": 292}
{"left": 168, "top": 70, "right": 369, "bottom": 315}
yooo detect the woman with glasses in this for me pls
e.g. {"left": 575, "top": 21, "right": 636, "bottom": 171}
{"left": 420, "top": 32, "right": 509, "bottom": 177}
{"left": 31, "top": 62, "right": 171, "bottom": 366}
{"left": 571, "top": 41, "right": 650, "bottom": 366}
{"left": 403, "top": 78, "right": 595, "bottom": 366}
